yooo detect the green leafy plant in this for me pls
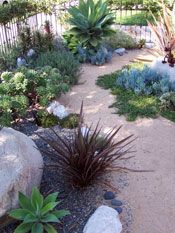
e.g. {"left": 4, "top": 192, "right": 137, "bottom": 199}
{"left": 36, "top": 110, "right": 59, "bottom": 128}
{"left": 0, "top": 94, "right": 28, "bottom": 126}
{"left": 67, "top": 0, "right": 115, "bottom": 49}
{"left": 9, "top": 187, "right": 70, "bottom": 233}
{"left": 32, "top": 21, "right": 54, "bottom": 52}
{"left": 97, "top": 71, "right": 159, "bottom": 121}
{"left": 36, "top": 110, "right": 79, "bottom": 128}
{"left": 104, "top": 29, "right": 138, "bottom": 49}
{"left": 0, "top": 0, "right": 61, "bottom": 25}
{"left": 138, "top": 39, "right": 146, "bottom": 49}
{"left": 19, "top": 27, "right": 33, "bottom": 54}
{"left": 33, "top": 50, "right": 81, "bottom": 85}
{"left": 96, "top": 62, "right": 175, "bottom": 122}
{"left": 0, "top": 45, "right": 21, "bottom": 71}
{"left": 39, "top": 103, "right": 135, "bottom": 188}
{"left": 58, "top": 113, "right": 79, "bottom": 129}
{"left": 0, "top": 66, "right": 72, "bottom": 126}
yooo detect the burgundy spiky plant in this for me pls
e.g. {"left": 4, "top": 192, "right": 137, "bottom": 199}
{"left": 39, "top": 102, "right": 136, "bottom": 188}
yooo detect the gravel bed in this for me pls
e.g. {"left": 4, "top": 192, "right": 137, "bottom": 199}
{"left": 2, "top": 121, "right": 133, "bottom": 233}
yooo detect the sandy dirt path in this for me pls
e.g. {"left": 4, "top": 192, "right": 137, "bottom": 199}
{"left": 59, "top": 50, "right": 175, "bottom": 233}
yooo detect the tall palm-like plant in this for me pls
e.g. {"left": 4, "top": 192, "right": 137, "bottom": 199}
{"left": 148, "top": 1, "right": 175, "bottom": 66}
{"left": 67, "top": 0, "right": 115, "bottom": 49}
{"left": 148, "top": 1, "right": 175, "bottom": 55}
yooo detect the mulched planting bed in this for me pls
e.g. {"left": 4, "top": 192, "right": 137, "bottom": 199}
{"left": 1, "top": 120, "right": 133, "bottom": 233}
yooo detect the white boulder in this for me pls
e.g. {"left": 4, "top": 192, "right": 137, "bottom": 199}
{"left": 151, "top": 57, "right": 175, "bottom": 82}
{"left": 83, "top": 205, "right": 122, "bottom": 233}
{"left": 47, "top": 101, "right": 69, "bottom": 119}
{"left": 0, "top": 127, "right": 43, "bottom": 218}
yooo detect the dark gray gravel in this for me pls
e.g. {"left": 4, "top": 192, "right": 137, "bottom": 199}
{"left": 2, "top": 121, "right": 105, "bottom": 233}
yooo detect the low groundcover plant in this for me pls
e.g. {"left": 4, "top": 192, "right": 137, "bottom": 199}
{"left": 9, "top": 187, "right": 70, "bottom": 233}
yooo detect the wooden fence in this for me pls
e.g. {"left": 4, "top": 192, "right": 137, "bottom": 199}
{"left": 0, "top": 1, "right": 153, "bottom": 53}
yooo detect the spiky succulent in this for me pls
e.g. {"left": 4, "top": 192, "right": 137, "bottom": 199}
{"left": 67, "top": 0, "right": 115, "bottom": 49}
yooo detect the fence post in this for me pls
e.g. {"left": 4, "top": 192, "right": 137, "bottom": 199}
{"left": 4, "top": 25, "right": 9, "bottom": 48}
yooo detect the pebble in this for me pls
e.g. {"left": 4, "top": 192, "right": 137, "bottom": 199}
{"left": 115, "top": 207, "right": 123, "bottom": 214}
{"left": 103, "top": 191, "right": 115, "bottom": 200}
{"left": 111, "top": 199, "right": 123, "bottom": 206}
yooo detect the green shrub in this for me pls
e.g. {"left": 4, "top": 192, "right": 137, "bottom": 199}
{"left": 18, "top": 22, "right": 54, "bottom": 55}
{"left": 0, "top": 45, "right": 21, "bottom": 71}
{"left": 32, "top": 30, "right": 54, "bottom": 52}
{"left": 9, "top": 187, "right": 70, "bottom": 233}
{"left": 19, "top": 27, "right": 33, "bottom": 54}
{"left": 33, "top": 50, "right": 81, "bottom": 85}
{"left": 18, "top": 66, "right": 70, "bottom": 106}
{"left": 0, "top": 0, "right": 60, "bottom": 25}
{"left": 159, "top": 92, "right": 175, "bottom": 111}
{"left": 36, "top": 110, "right": 59, "bottom": 128}
{"left": 1, "top": 71, "right": 28, "bottom": 95}
{"left": 37, "top": 110, "right": 79, "bottom": 128}
{"left": 58, "top": 113, "right": 79, "bottom": 129}
{"left": 0, "top": 66, "right": 71, "bottom": 126}
{"left": 105, "top": 29, "right": 138, "bottom": 49}
{"left": 66, "top": 0, "right": 115, "bottom": 50}
{"left": 0, "top": 95, "right": 28, "bottom": 126}
{"left": 97, "top": 71, "right": 159, "bottom": 121}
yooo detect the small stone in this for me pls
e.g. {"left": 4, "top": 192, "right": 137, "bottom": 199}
{"left": 111, "top": 199, "right": 123, "bottom": 206}
{"left": 115, "top": 48, "right": 126, "bottom": 56}
{"left": 27, "top": 49, "right": 36, "bottom": 57}
{"left": 17, "top": 57, "right": 27, "bottom": 67}
{"left": 104, "top": 191, "right": 115, "bottom": 200}
{"left": 145, "top": 42, "right": 154, "bottom": 49}
{"left": 115, "top": 207, "right": 123, "bottom": 214}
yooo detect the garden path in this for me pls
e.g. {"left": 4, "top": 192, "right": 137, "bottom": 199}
{"left": 59, "top": 50, "right": 175, "bottom": 233}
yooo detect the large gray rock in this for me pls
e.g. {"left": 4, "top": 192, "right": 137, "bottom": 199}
{"left": 0, "top": 128, "right": 43, "bottom": 220}
{"left": 83, "top": 205, "right": 122, "bottom": 233}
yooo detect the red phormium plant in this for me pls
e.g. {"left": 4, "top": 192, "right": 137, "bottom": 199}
{"left": 148, "top": 1, "right": 175, "bottom": 67}
{"left": 39, "top": 102, "right": 136, "bottom": 188}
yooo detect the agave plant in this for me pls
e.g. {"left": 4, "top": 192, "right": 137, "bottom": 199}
{"left": 148, "top": 1, "right": 175, "bottom": 66}
{"left": 39, "top": 102, "right": 136, "bottom": 188}
{"left": 9, "top": 187, "right": 70, "bottom": 233}
{"left": 67, "top": 0, "right": 115, "bottom": 49}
